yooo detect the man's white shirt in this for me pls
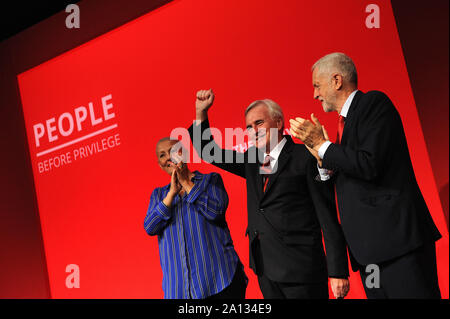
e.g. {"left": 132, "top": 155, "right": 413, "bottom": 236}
{"left": 317, "top": 90, "right": 359, "bottom": 180}
{"left": 264, "top": 137, "right": 287, "bottom": 171}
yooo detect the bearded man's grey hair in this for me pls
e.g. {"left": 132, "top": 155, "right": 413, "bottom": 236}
{"left": 312, "top": 52, "right": 358, "bottom": 86}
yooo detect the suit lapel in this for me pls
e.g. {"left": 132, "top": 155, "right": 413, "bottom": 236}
{"left": 261, "top": 136, "right": 294, "bottom": 198}
{"left": 341, "top": 90, "right": 363, "bottom": 145}
{"left": 250, "top": 160, "right": 264, "bottom": 201}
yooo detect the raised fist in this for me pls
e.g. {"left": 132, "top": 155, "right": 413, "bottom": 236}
{"left": 195, "top": 89, "right": 215, "bottom": 115}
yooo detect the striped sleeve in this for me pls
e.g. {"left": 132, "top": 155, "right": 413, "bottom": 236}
{"left": 184, "top": 173, "right": 229, "bottom": 221}
{"left": 144, "top": 188, "right": 172, "bottom": 236}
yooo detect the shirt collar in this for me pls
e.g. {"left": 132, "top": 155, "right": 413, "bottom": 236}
{"left": 264, "top": 137, "right": 287, "bottom": 162}
{"left": 191, "top": 170, "right": 202, "bottom": 181}
{"left": 340, "top": 90, "right": 358, "bottom": 118}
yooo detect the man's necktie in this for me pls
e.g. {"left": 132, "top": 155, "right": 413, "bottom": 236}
{"left": 261, "top": 155, "right": 272, "bottom": 192}
{"left": 336, "top": 115, "right": 346, "bottom": 144}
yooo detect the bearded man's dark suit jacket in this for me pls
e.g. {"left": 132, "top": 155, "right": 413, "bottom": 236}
{"left": 188, "top": 120, "right": 349, "bottom": 286}
{"left": 321, "top": 91, "right": 441, "bottom": 271}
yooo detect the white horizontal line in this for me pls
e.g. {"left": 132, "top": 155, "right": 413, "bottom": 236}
{"left": 36, "top": 124, "right": 118, "bottom": 157}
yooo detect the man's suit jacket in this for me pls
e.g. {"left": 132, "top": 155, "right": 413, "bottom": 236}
{"left": 189, "top": 120, "right": 349, "bottom": 283}
{"left": 322, "top": 90, "right": 441, "bottom": 268}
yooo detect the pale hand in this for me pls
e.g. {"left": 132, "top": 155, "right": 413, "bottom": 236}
{"left": 169, "top": 169, "right": 182, "bottom": 196}
{"left": 304, "top": 125, "right": 329, "bottom": 167}
{"left": 174, "top": 162, "right": 194, "bottom": 194}
{"left": 305, "top": 145, "right": 323, "bottom": 167}
{"left": 163, "top": 170, "right": 181, "bottom": 208}
{"left": 289, "top": 113, "right": 327, "bottom": 150}
{"left": 330, "top": 278, "right": 350, "bottom": 299}
{"left": 195, "top": 89, "right": 215, "bottom": 121}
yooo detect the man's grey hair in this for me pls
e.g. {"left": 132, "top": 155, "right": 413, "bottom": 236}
{"left": 245, "top": 99, "right": 285, "bottom": 130}
{"left": 312, "top": 52, "right": 358, "bottom": 85}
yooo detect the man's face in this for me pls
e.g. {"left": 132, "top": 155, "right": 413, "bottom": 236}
{"left": 156, "top": 140, "right": 180, "bottom": 175}
{"left": 245, "top": 104, "right": 282, "bottom": 152}
{"left": 313, "top": 68, "right": 338, "bottom": 112}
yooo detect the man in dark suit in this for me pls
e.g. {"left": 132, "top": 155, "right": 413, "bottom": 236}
{"left": 188, "top": 89, "right": 349, "bottom": 299}
{"left": 290, "top": 52, "right": 442, "bottom": 298}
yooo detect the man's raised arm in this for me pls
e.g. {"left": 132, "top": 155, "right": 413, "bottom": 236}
{"left": 188, "top": 89, "right": 246, "bottom": 178}
{"left": 195, "top": 89, "right": 215, "bottom": 123}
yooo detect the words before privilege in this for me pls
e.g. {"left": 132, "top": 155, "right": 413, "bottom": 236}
{"left": 33, "top": 93, "right": 121, "bottom": 174}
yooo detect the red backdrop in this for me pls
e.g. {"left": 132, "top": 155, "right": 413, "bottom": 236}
{"left": 17, "top": 0, "right": 448, "bottom": 298}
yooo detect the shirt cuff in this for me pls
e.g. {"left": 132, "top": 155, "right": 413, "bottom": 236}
{"left": 318, "top": 141, "right": 332, "bottom": 159}
{"left": 156, "top": 201, "right": 170, "bottom": 218}
{"left": 317, "top": 163, "right": 332, "bottom": 181}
